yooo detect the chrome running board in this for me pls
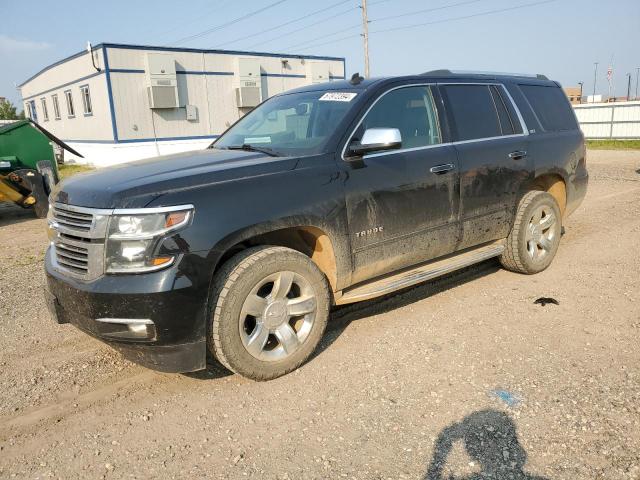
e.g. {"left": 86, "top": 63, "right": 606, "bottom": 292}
{"left": 335, "top": 241, "right": 505, "bottom": 305}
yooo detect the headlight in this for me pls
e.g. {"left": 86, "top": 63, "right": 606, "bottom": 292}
{"left": 105, "top": 206, "right": 193, "bottom": 273}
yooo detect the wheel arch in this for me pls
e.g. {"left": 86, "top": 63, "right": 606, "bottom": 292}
{"left": 525, "top": 173, "right": 567, "bottom": 217}
{"left": 211, "top": 221, "right": 345, "bottom": 293}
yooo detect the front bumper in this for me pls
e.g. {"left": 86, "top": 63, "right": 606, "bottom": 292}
{"left": 44, "top": 248, "right": 209, "bottom": 373}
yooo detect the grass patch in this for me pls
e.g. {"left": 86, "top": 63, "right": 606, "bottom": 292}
{"left": 586, "top": 140, "right": 640, "bottom": 150}
{"left": 58, "top": 163, "right": 95, "bottom": 179}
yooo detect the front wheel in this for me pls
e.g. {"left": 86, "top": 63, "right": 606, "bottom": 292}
{"left": 208, "top": 246, "right": 330, "bottom": 381}
{"left": 500, "top": 191, "right": 562, "bottom": 274}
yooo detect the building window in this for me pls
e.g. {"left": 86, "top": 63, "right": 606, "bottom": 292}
{"left": 27, "top": 100, "right": 37, "bottom": 122}
{"left": 80, "top": 85, "right": 92, "bottom": 116}
{"left": 52, "top": 94, "right": 61, "bottom": 120}
{"left": 41, "top": 98, "right": 49, "bottom": 121}
{"left": 25, "top": 103, "right": 31, "bottom": 119}
{"left": 64, "top": 90, "right": 75, "bottom": 118}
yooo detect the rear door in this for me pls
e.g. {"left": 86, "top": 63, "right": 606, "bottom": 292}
{"left": 440, "top": 83, "right": 532, "bottom": 249}
{"left": 512, "top": 83, "right": 585, "bottom": 214}
{"left": 342, "top": 84, "right": 460, "bottom": 285}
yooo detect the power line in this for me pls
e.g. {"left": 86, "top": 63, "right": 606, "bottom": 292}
{"left": 371, "top": 0, "right": 486, "bottom": 23}
{"left": 294, "top": 0, "right": 557, "bottom": 52}
{"left": 293, "top": 33, "right": 362, "bottom": 52}
{"left": 170, "top": 0, "right": 291, "bottom": 47}
{"left": 281, "top": 0, "right": 482, "bottom": 52}
{"left": 142, "top": 0, "right": 236, "bottom": 44}
{"left": 245, "top": 0, "right": 393, "bottom": 50}
{"left": 245, "top": 5, "right": 358, "bottom": 49}
{"left": 283, "top": 22, "right": 362, "bottom": 50}
{"left": 372, "top": 0, "right": 557, "bottom": 34}
{"left": 241, "top": 0, "right": 391, "bottom": 48}
{"left": 212, "top": 0, "right": 352, "bottom": 48}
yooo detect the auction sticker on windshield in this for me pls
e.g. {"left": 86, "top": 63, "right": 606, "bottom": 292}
{"left": 319, "top": 92, "right": 357, "bottom": 102}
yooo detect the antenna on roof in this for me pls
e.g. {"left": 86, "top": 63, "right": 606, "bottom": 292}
{"left": 87, "top": 42, "right": 101, "bottom": 72}
{"left": 350, "top": 72, "right": 364, "bottom": 85}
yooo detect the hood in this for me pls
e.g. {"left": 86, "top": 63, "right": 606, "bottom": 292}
{"left": 52, "top": 148, "right": 300, "bottom": 209}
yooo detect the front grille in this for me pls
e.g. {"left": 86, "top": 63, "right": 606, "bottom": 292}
{"left": 51, "top": 204, "right": 93, "bottom": 232}
{"left": 55, "top": 241, "right": 89, "bottom": 274}
{"left": 48, "top": 203, "right": 111, "bottom": 281}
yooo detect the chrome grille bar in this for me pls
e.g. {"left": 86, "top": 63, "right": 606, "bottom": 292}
{"left": 48, "top": 203, "right": 111, "bottom": 281}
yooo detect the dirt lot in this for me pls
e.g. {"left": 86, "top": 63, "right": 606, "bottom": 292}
{"left": 1, "top": 150, "right": 639, "bottom": 479}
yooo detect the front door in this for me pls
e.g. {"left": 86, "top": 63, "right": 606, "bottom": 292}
{"left": 342, "top": 85, "right": 460, "bottom": 285}
{"left": 439, "top": 83, "right": 532, "bottom": 249}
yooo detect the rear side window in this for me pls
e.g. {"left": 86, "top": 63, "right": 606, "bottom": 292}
{"left": 442, "top": 85, "right": 502, "bottom": 141}
{"left": 519, "top": 84, "right": 577, "bottom": 132}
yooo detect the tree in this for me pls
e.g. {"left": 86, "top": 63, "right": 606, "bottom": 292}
{"left": 0, "top": 99, "right": 19, "bottom": 120}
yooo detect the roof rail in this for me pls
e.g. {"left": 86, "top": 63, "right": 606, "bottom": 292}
{"left": 422, "top": 69, "right": 549, "bottom": 80}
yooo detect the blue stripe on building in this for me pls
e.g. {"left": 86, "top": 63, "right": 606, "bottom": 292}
{"left": 22, "top": 71, "right": 104, "bottom": 101}
{"left": 102, "top": 45, "right": 119, "bottom": 142}
{"left": 19, "top": 42, "right": 345, "bottom": 87}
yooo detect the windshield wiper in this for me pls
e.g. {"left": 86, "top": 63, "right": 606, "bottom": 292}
{"left": 226, "top": 144, "right": 280, "bottom": 157}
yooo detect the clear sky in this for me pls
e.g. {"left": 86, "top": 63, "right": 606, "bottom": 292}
{"left": 1, "top": 0, "right": 639, "bottom": 108}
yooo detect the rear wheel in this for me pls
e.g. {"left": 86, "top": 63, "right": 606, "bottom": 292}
{"left": 500, "top": 191, "right": 562, "bottom": 274}
{"left": 208, "top": 246, "right": 330, "bottom": 381}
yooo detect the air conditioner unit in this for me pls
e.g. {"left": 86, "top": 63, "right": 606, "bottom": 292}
{"left": 145, "top": 53, "right": 179, "bottom": 109}
{"left": 236, "top": 86, "right": 262, "bottom": 108}
{"left": 147, "top": 84, "right": 179, "bottom": 109}
{"left": 235, "top": 58, "right": 262, "bottom": 107}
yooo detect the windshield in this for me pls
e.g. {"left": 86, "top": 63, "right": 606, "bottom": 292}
{"left": 213, "top": 90, "right": 358, "bottom": 156}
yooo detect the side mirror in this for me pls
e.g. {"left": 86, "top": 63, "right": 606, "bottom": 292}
{"left": 347, "top": 128, "right": 402, "bottom": 158}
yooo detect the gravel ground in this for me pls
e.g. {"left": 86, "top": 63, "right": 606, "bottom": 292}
{"left": 0, "top": 150, "right": 639, "bottom": 479}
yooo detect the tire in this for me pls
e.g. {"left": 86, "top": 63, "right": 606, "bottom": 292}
{"left": 208, "top": 246, "right": 330, "bottom": 381}
{"left": 500, "top": 191, "right": 562, "bottom": 274}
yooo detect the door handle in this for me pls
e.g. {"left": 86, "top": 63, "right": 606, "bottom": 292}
{"left": 430, "top": 163, "right": 455, "bottom": 174}
{"left": 509, "top": 150, "right": 528, "bottom": 160}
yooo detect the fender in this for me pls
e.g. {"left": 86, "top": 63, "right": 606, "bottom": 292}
{"left": 207, "top": 215, "right": 352, "bottom": 292}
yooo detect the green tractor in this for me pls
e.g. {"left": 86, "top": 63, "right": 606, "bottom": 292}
{"left": 0, "top": 119, "right": 83, "bottom": 218}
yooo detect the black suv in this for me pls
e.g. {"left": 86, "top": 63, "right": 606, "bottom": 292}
{"left": 45, "top": 71, "right": 588, "bottom": 380}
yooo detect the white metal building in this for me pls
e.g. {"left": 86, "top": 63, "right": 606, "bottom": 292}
{"left": 19, "top": 43, "right": 345, "bottom": 167}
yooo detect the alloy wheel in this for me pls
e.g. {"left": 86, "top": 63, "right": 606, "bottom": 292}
{"left": 525, "top": 205, "right": 558, "bottom": 261}
{"left": 239, "top": 271, "right": 317, "bottom": 362}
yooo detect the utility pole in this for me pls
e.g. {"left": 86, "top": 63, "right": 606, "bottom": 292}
{"left": 627, "top": 73, "right": 632, "bottom": 101}
{"left": 360, "top": 0, "right": 370, "bottom": 78}
{"left": 592, "top": 62, "right": 599, "bottom": 102}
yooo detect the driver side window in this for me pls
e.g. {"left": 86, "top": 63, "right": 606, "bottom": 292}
{"left": 359, "top": 86, "right": 442, "bottom": 149}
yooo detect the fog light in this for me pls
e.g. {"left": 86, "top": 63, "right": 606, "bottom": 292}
{"left": 128, "top": 323, "right": 149, "bottom": 335}
{"left": 96, "top": 318, "right": 156, "bottom": 341}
